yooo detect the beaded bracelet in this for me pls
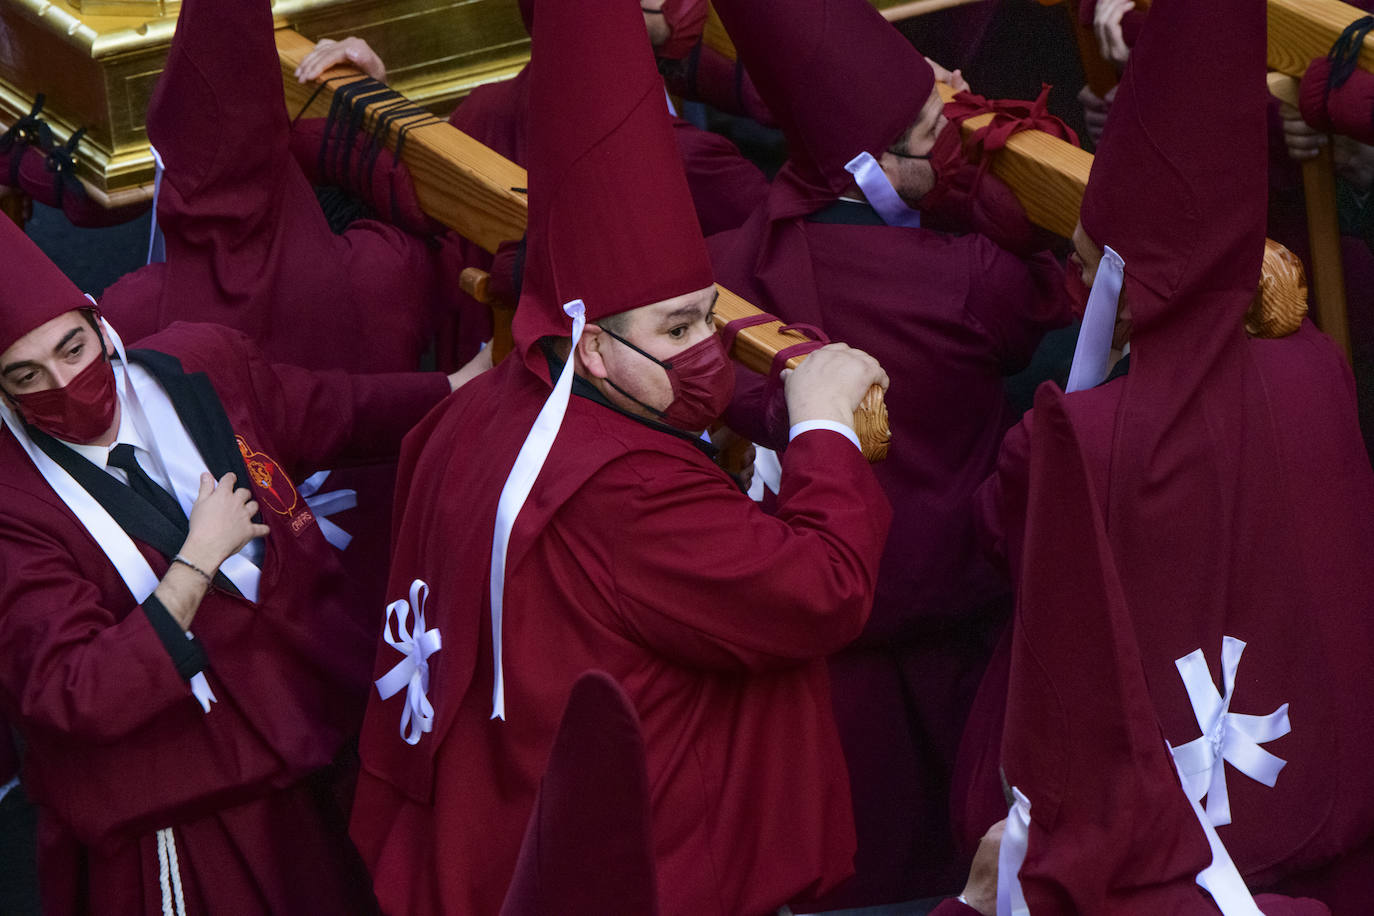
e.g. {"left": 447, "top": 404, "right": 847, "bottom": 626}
{"left": 172, "top": 554, "right": 215, "bottom": 585}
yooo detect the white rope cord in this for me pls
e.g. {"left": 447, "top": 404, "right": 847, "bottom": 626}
{"left": 156, "top": 827, "right": 188, "bottom": 916}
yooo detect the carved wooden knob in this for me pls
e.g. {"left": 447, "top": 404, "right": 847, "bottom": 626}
{"left": 1247, "top": 239, "right": 1308, "bottom": 339}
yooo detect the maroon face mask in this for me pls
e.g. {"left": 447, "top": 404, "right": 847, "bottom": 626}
{"left": 908, "top": 120, "right": 964, "bottom": 202}
{"left": 12, "top": 354, "right": 117, "bottom": 443}
{"left": 599, "top": 326, "right": 736, "bottom": 431}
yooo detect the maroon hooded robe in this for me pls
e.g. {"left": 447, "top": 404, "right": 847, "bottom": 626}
{"left": 961, "top": 0, "right": 1374, "bottom": 907}
{"left": 706, "top": 0, "right": 1073, "bottom": 902}
{"left": 0, "top": 219, "right": 452, "bottom": 915}
{"left": 348, "top": 0, "right": 891, "bottom": 913}
{"left": 967, "top": 384, "right": 1328, "bottom": 916}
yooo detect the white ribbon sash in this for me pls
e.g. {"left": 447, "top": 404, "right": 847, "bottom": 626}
{"left": 1065, "top": 245, "right": 1125, "bottom": 392}
{"left": 488, "top": 300, "right": 586, "bottom": 720}
{"left": 844, "top": 151, "right": 923, "bottom": 228}
{"left": 298, "top": 470, "right": 357, "bottom": 550}
{"left": 117, "top": 325, "right": 260, "bottom": 605}
{"left": 996, "top": 787, "right": 1033, "bottom": 916}
{"left": 1172, "top": 757, "right": 1266, "bottom": 915}
{"left": 375, "top": 578, "right": 442, "bottom": 745}
{"left": 1170, "top": 636, "right": 1290, "bottom": 827}
{"left": 146, "top": 144, "right": 167, "bottom": 265}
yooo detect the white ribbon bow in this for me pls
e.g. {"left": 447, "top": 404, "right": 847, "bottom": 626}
{"left": 844, "top": 151, "right": 924, "bottom": 228}
{"left": 996, "top": 786, "right": 1033, "bottom": 916}
{"left": 298, "top": 470, "right": 358, "bottom": 551}
{"left": 375, "top": 579, "right": 442, "bottom": 745}
{"left": 1170, "top": 636, "right": 1291, "bottom": 827}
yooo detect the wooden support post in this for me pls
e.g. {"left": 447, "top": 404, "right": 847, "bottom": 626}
{"left": 1064, "top": 0, "right": 1121, "bottom": 97}
{"left": 1269, "top": 72, "right": 1352, "bottom": 358}
{"left": 459, "top": 268, "right": 517, "bottom": 366}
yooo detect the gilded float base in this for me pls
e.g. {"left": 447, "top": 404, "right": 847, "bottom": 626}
{"left": 0, "top": 0, "right": 529, "bottom": 206}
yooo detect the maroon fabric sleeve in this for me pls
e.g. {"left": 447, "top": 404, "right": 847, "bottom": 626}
{"left": 962, "top": 244, "right": 1074, "bottom": 375}
{"left": 927, "top": 900, "right": 982, "bottom": 916}
{"left": 0, "top": 491, "right": 189, "bottom": 742}
{"left": 150, "top": 323, "right": 449, "bottom": 474}
{"left": 603, "top": 430, "right": 890, "bottom": 670}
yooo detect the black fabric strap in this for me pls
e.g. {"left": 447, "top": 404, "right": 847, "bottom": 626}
{"left": 806, "top": 198, "right": 887, "bottom": 227}
{"left": 26, "top": 426, "right": 242, "bottom": 597}
{"left": 140, "top": 594, "right": 209, "bottom": 681}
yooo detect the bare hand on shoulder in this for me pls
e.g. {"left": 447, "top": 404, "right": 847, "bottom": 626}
{"left": 181, "top": 472, "right": 270, "bottom": 572}
{"left": 295, "top": 37, "right": 387, "bottom": 84}
{"left": 782, "top": 343, "right": 888, "bottom": 428}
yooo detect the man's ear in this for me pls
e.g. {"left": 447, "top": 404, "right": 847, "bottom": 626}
{"left": 577, "top": 325, "right": 610, "bottom": 380}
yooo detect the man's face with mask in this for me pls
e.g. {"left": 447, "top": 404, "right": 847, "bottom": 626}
{"left": 0, "top": 309, "right": 119, "bottom": 445}
{"left": 878, "top": 88, "right": 948, "bottom": 204}
{"left": 575, "top": 284, "right": 733, "bottom": 431}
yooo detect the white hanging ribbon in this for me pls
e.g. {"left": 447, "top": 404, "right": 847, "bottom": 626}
{"left": 844, "top": 151, "right": 923, "bottom": 228}
{"left": 1065, "top": 245, "right": 1125, "bottom": 392}
{"left": 746, "top": 446, "right": 782, "bottom": 502}
{"left": 146, "top": 145, "right": 167, "bottom": 266}
{"left": 1169, "top": 636, "right": 1290, "bottom": 827}
{"left": 488, "top": 300, "right": 586, "bottom": 721}
{"left": 297, "top": 470, "right": 357, "bottom": 550}
{"left": 995, "top": 787, "right": 1032, "bottom": 916}
{"left": 375, "top": 578, "right": 442, "bottom": 745}
{"left": 1171, "top": 755, "right": 1266, "bottom": 915}
{"left": 0, "top": 775, "right": 18, "bottom": 805}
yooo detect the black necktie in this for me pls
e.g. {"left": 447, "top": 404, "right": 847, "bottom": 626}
{"left": 107, "top": 443, "right": 188, "bottom": 531}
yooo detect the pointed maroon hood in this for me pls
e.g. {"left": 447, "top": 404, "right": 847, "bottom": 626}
{"left": 510, "top": 0, "right": 713, "bottom": 381}
{"left": 710, "top": 0, "right": 934, "bottom": 203}
{"left": 1003, "top": 386, "right": 1216, "bottom": 912}
{"left": 0, "top": 217, "right": 90, "bottom": 355}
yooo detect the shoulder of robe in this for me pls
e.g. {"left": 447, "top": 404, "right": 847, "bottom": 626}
{"left": 134, "top": 322, "right": 259, "bottom": 373}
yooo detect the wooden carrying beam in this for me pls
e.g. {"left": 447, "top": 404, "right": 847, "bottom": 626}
{"left": 1268, "top": 0, "right": 1374, "bottom": 77}
{"left": 935, "top": 82, "right": 1092, "bottom": 239}
{"left": 277, "top": 28, "right": 890, "bottom": 460}
{"left": 278, "top": 29, "right": 528, "bottom": 256}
